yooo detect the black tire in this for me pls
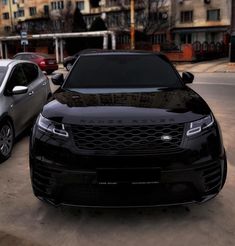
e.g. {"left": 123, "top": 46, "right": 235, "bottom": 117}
{"left": 0, "top": 120, "right": 14, "bottom": 163}
{"left": 66, "top": 62, "right": 73, "bottom": 71}
{"left": 46, "top": 70, "right": 53, "bottom": 75}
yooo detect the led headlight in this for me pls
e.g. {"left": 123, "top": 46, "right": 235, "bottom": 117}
{"left": 38, "top": 114, "right": 69, "bottom": 137}
{"left": 187, "top": 115, "right": 214, "bottom": 137}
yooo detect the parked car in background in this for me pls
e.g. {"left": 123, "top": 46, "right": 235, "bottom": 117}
{"left": 30, "top": 50, "right": 227, "bottom": 207}
{"left": 0, "top": 60, "right": 51, "bottom": 163}
{"left": 13, "top": 52, "right": 58, "bottom": 75}
{"left": 63, "top": 52, "right": 79, "bottom": 71}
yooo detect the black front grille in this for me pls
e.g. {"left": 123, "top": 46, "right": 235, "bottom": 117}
{"left": 71, "top": 124, "right": 184, "bottom": 152}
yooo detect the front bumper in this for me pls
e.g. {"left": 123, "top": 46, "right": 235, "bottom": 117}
{"left": 29, "top": 125, "right": 226, "bottom": 207}
{"left": 30, "top": 155, "right": 225, "bottom": 207}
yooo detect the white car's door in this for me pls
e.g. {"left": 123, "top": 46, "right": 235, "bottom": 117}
{"left": 22, "top": 63, "right": 48, "bottom": 115}
{"left": 5, "top": 64, "right": 33, "bottom": 134}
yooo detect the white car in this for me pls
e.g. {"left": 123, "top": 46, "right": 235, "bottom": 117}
{"left": 0, "top": 59, "right": 51, "bottom": 163}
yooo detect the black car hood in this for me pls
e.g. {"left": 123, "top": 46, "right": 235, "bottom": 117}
{"left": 42, "top": 88, "right": 211, "bottom": 125}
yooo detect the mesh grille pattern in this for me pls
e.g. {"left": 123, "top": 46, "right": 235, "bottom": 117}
{"left": 71, "top": 124, "right": 184, "bottom": 152}
{"left": 200, "top": 162, "right": 221, "bottom": 193}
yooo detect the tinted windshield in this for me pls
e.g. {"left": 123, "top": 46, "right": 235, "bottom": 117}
{"left": 64, "top": 54, "right": 182, "bottom": 89}
{"left": 0, "top": 67, "right": 7, "bottom": 87}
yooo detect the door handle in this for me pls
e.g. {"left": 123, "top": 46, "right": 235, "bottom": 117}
{"left": 28, "top": 91, "right": 34, "bottom": 96}
{"left": 42, "top": 82, "right": 47, "bottom": 86}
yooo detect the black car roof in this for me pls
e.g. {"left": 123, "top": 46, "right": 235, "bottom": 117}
{"left": 79, "top": 49, "right": 161, "bottom": 56}
{"left": 78, "top": 49, "right": 170, "bottom": 63}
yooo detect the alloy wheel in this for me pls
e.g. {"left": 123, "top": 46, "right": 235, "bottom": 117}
{"left": 0, "top": 124, "right": 13, "bottom": 157}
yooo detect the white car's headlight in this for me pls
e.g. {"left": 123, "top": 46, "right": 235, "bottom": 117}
{"left": 186, "top": 115, "right": 214, "bottom": 137}
{"left": 38, "top": 114, "right": 69, "bottom": 138}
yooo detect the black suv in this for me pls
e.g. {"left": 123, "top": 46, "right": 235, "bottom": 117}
{"left": 30, "top": 50, "right": 227, "bottom": 207}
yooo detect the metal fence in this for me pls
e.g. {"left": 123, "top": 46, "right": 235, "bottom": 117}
{"left": 192, "top": 41, "right": 229, "bottom": 60}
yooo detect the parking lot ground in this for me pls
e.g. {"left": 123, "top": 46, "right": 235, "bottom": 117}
{"left": 0, "top": 70, "right": 235, "bottom": 246}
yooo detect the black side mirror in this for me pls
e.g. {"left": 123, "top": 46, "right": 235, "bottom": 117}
{"left": 51, "top": 73, "right": 64, "bottom": 86}
{"left": 182, "top": 72, "right": 194, "bottom": 84}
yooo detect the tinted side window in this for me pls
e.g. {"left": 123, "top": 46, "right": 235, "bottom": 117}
{"left": 31, "top": 55, "right": 38, "bottom": 59}
{"left": 0, "top": 67, "right": 7, "bottom": 87}
{"left": 14, "top": 55, "right": 23, "bottom": 60}
{"left": 6, "top": 64, "right": 28, "bottom": 91}
{"left": 21, "top": 54, "right": 31, "bottom": 60}
{"left": 22, "top": 63, "right": 39, "bottom": 83}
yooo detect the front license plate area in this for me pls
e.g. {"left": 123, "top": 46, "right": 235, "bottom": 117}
{"left": 97, "top": 168, "right": 161, "bottom": 184}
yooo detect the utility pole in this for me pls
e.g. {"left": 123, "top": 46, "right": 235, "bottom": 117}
{"left": 230, "top": 0, "right": 235, "bottom": 62}
{"left": 8, "top": 0, "right": 14, "bottom": 33}
{"left": 130, "top": 0, "right": 135, "bottom": 50}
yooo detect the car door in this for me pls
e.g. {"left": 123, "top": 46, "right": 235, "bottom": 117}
{"left": 5, "top": 64, "right": 33, "bottom": 134}
{"left": 22, "top": 63, "right": 47, "bottom": 116}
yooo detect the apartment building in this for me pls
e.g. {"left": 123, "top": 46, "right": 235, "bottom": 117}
{"left": 172, "top": 0, "right": 231, "bottom": 45}
{"left": 0, "top": 0, "right": 171, "bottom": 39}
{"left": 0, "top": 0, "right": 84, "bottom": 34}
{"left": 0, "top": 0, "right": 51, "bottom": 33}
{"left": 0, "top": 0, "right": 232, "bottom": 60}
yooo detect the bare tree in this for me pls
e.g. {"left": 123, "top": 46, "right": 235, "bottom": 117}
{"left": 50, "top": 1, "right": 74, "bottom": 32}
{"left": 105, "top": 0, "right": 170, "bottom": 34}
{"left": 140, "top": 0, "right": 170, "bottom": 34}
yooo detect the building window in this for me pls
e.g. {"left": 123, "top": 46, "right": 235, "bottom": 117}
{"left": 90, "top": 0, "right": 100, "bottom": 8}
{"left": 3, "top": 12, "right": 10, "bottom": 19}
{"left": 84, "top": 15, "right": 98, "bottom": 28}
{"left": 44, "top": 5, "right": 49, "bottom": 16}
{"left": 106, "top": 0, "right": 119, "bottom": 7}
{"left": 4, "top": 26, "right": 11, "bottom": 32}
{"left": 2, "top": 0, "right": 8, "bottom": 5}
{"left": 12, "top": 0, "right": 17, "bottom": 4}
{"left": 14, "top": 11, "right": 18, "bottom": 18}
{"left": 180, "top": 33, "right": 192, "bottom": 44}
{"left": 180, "top": 11, "right": 193, "bottom": 23}
{"left": 18, "top": 9, "right": 24, "bottom": 17}
{"left": 207, "top": 9, "right": 220, "bottom": 21}
{"left": 51, "top": 2, "right": 56, "bottom": 9}
{"left": 152, "top": 33, "right": 167, "bottom": 44}
{"left": 51, "top": 1, "right": 64, "bottom": 10}
{"left": 76, "top": 1, "right": 84, "bottom": 10}
{"left": 107, "top": 12, "right": 120, "bottom": 27}
{"left": 29, "top": 7, "right": 37, "bottom": 16}
{"left": 58, "top": 1, "right": 64, "bottom": 9}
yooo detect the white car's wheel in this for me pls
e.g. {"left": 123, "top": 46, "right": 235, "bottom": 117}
{"left": 0, "top": 120, "right": 14, "bottom": 163}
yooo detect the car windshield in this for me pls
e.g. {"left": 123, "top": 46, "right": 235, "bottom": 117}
{"left": 63, "top": 54, "right": 182, "bottom": 89}
{"left": 0, "top": 67, "right": 7, "bottom": 87}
